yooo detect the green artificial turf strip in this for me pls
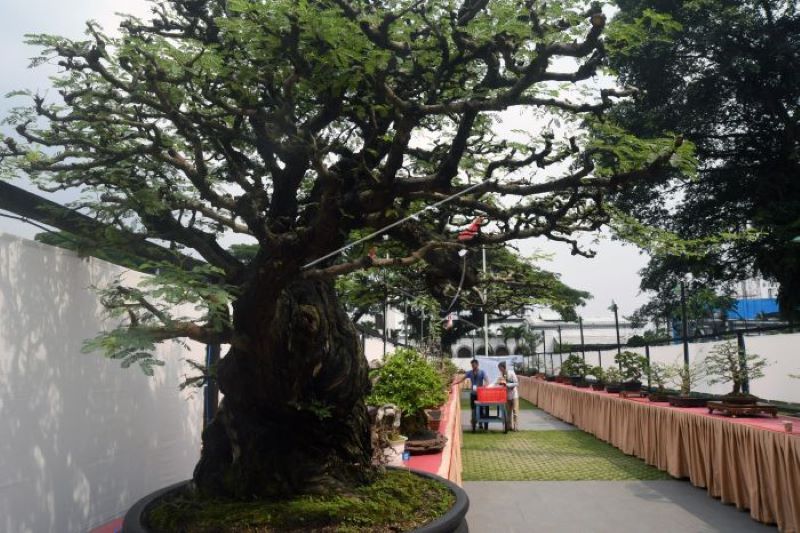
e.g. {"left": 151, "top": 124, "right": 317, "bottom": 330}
{"left": 461, "top": 430, "right": 672, "bottom": 481}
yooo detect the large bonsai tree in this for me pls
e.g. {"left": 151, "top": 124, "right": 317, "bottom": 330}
{"left": 0, "top": 0, "right": 689, "bottom": 499}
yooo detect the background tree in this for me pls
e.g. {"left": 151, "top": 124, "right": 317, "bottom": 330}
{"left": 625, "top": 257, "right": 737, "bottom": 337}
{"left": 1, "top": 0, "right": 688, "bottom": 499}
{"left": 607, "top": 0, "right": 800, "bottom": 319}
{"left": 337, "top": 243, "right": 588, "bottom": 352}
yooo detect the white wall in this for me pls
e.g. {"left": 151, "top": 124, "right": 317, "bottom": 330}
{"left": 0, "top": 234, "right": 205, "bottom": 533}
{"left": 362, "top": 335, "right": 398, "bottom": 363}
{"left": 562, "top": 333, "right": 800, "bottom": 403}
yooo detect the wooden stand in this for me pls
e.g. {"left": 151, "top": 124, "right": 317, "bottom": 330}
{"left": 707, "top": 401, "right": 778, "bottom": 418}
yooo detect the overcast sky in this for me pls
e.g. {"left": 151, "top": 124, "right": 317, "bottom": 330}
{"left": 0, "top": 0, "right": 651, "bottom": 320}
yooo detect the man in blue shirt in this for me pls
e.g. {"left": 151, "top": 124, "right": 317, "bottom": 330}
{"left": 455, "top": 359, "right": 489, "bottom": 430}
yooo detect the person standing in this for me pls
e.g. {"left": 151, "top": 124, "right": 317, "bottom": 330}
{"left": 495, "top": 361, "right": 519, "bottom": 431}
{"left": 455, "top": 359, "right": 489, "bottom": 430}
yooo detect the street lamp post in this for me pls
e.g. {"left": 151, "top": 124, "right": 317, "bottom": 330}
{"left": 680, "top": 280, "right": 690, "bottom": 368}
{"left": 482, "top": 246, "right": 489, "bottom": 356}
{"left": 579, "top": 316, "right": 586, "bottom": 363}
{"left": 611, "top": 301, "right": 621, "bottom": 355}
{"left": 611, "top": 301, "right": 621, "bottom": 370}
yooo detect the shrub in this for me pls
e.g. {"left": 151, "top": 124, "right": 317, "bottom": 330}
{"left": 586, "top": 366, "right": 605, "bottom": 382}
{"left": 645, "top": 362, "right": 675, "bottom": 391}
{"left": 604, "top": 367, "right": 623, "bottom": 385}
{"left": 367, "top": 348, "right": 447, "bottom": 435}
{"left": 430, "top": 357, "right": 459, "bottom": 390}
{"left": 614, "top": 351, "right": 647, "bottom": 381}
{"left": 561, "top": 354, "right": 589, "bottom": 377}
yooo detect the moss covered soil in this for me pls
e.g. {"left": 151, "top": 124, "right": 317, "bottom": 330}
{"left": 146, "top": 469, "right": 455, "bottom": 532}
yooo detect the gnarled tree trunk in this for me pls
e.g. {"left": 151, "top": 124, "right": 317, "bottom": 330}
{"left": 193, "top": 277, "right": 373, "bottom": 498}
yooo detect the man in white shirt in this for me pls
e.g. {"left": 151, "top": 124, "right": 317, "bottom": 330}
{"left": 494, "top": 361, "right": 519, "bottom": 431}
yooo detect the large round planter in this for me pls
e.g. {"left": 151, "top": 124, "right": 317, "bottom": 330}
{"left": 122, "top": 468, "right": 469, "bottom": 533}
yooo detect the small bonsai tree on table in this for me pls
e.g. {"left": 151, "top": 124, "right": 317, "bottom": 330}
{"left": 561, "top": 355, "right": 589, "bottom": 385}
{"left": 614, "top": 351, "right": 647, "bottom": 390}
{"left": 586, "top": 366, "right": 606, "bottom": 390}
{"left": 666, "top": 358, "right": 709, "bottom": 407}
{"left": 645, "top": 362, "right": 675, "bottom": 402}
{"left": 704, "top": 341, "right": 768, "bottom": 404}
{"left": 603, "top": 367, "right": 624, "bottom": 393}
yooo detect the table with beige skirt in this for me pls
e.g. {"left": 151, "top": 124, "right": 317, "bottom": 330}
{"left": 519, "top": 377, "right": 800, "bottom": 532}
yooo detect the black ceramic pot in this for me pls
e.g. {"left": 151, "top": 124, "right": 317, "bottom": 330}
{"left": 720, "top": 393, "right": 761, "bottom": 405}
{"left": 648, "top": 392, "right": 669, "bottom": 402}
{"left": 667, "top": 395, "right": 709, "bottom": 408}
{"left": 621, "top": 380, "right": 642, "bottom": 392}
{"left": 605, "top": 384, "right": 622, "bottom": 393}
{"left": 122, "top": 468, "right": 469, "bottom": 533}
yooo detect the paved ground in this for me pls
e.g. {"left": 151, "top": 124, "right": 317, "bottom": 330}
{"left": 464, "top": 481, "right": 775, "bottom": 532}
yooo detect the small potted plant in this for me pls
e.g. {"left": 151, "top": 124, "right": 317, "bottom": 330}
{"left": 667, "top": 359, "right": 711, "bottom": 407}
{"left": 367, "top": 348, "right": 448, "bottom": 453}
{"left": 561, "top": 355, "right": 589, "bottom": 386}
{"left": 586, "top": 366, "right": 606, "bottom": 390}
{"left": 646, "top": 362, "right": 674, "bottom": 402}
{"left": 615, "top": 351, "right": 646, "bottom": 392}
{"left": 604, "top": 367, "right": 624, "bottom": 393}
{"left": 704, "top": 341, "right": 768, "bottom": 405}
{"left": 424, "top": 408, "right": 443, "bottom": 432}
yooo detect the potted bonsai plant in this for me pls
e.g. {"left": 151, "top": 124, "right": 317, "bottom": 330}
{"left": 667, "top": 359, "right": 711, "bottom": 407}
{"left": 646, "top": 362, "right": 674, "bottom": 402}
{"left": 2, "top": 0, "right": 676, "bottom": 527}
{"left": 704, "top": 341, "right": 768, "bottom": 405}
{"left": 368, "top": 348, "right": 448, "bottom": 454}
{"left": 586, "top": 366, "right": 606, "bottom": 390}
{"left": 615, "top": 351, "right": 647, "bottom": 392}
{"left": 561, "top": 354, "right": 589, "bottom": 387}
{"left": 604, "top": 367, "right": 624, "bottom": 393}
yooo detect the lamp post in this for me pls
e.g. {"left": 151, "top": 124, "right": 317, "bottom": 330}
{"left": 611, "top": 301, "right": 621, "bottom": 355}
{"left": 579, "top": 316, "right": 586, "bottom": 363}
{"left": 680, "top": 280, "right": 690, "bottom": 368}
{"left": 482, "top": 246, "right": 489, "bottom": 356}
{"left": 611, "top": 301, "right": 621, "bottom": 370}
